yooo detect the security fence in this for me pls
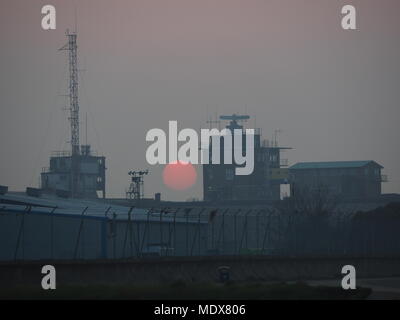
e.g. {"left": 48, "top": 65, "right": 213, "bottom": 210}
{"left": 1, "top": 203, "right": 399, "bottom": 261}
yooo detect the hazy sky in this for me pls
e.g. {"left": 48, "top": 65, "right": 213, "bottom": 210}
{"left": 0, "top": 0, "right": 399, "bottom": 200}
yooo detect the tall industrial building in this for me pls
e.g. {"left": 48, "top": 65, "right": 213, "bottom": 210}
{"left": 202, "top": 114, "right": 290, "bottom": 202}
{"left": 41, "top": 31, "right": 106, "bottom": 199}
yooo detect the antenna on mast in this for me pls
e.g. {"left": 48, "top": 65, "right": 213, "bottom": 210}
{"left": 41, "top": 28, "right": 107, "bottom": 200}
{"left": 60, "top": 30, "right": 80, "bottom": 196}
{"left": 74, "top": 2, "right": 78, "bottom": 34}
{"left": 219, "top": 114, "right": 250, "bottom": 130}
{"left": 60, "top": 30, "right": 80, "bottom": 155}
{"left": 85, "top": 112, "right": 88, "bottom": 146}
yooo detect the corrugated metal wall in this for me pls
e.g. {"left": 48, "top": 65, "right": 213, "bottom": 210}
{"left": 1, "top": 205, "right": 399, "bottom": 261}
{"left": 0, "top": 208, "right": 208, "bottom": 261}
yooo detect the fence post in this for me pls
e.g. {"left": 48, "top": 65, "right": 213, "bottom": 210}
{"left": 73, "top": 206, "right": 89, "bottom": 260}
{"left": 234, "top": 209, "right": 241, "bottom": 255}
{"left": 216, "top": 208, "right": 228, "bottom": 255}
{"left": 50, "top": 206, "right": 57, "bottom": 259}
{"left": 255, "top": 209, "right": 264, "bottom": 251}
{"left": 173, "top": 208, "right": 179, "bottom": 256}
{"left": 160, "top": 207, "right": 167, "bottom": 255}
{"left": 185, "top": 208, "right": 192, "bottom": 256}
{"left": 198, "top": 209, "right": 203, "bottom": 256}
{"left": 122, "top": 207, "right": 134, "bottom": 258}
{"left": 139, "top": 207, "right": 153, "bottom": 257}
{"left": 209, "top": 208, "right": 219, "bottom": 252}
{"left": 238, "top": 209, "right": 252, "bottom": 254}
{"left": 261, "top": 210, "right": 273, "bottom": 254}
{"left": 104, "top": 206, "right": 111, "bottom": 218}
{"left": 190, "top": 208, "right": 205, "bottom": 256}
{"left": 14, "top": 206, "right": 31, "bottom": 261}
{"left": 112, "top": 212, "right": 117, "bottom": 259}
{"left": 166, "top": 208, "right": 179, "bottom": 257}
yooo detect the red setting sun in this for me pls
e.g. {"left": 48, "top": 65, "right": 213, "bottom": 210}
{"left": 163, "top": 161, "right": 197, "bottom": 191}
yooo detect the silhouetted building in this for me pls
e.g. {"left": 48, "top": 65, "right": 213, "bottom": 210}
{"left": 40, "top": 33, "right": 106, "bottom": 199}
{"left": 203, "top": 114, "right": 290, "bottom": 202}
{"left": 289, "top": 160, "right": 386, "bottom": 200}
{"left": 41, "top": 145, "right": 106, "bottom": 199}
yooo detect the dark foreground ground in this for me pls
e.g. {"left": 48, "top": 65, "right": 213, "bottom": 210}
{"left": 307, "top": 277, "right": 400, "bottom": 300}
{"left": 0, "top": 281, "right": 371, "bottom": 300}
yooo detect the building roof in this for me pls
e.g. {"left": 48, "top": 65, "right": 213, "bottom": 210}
{"left": 0, "top": 192, "right": 207, "bottom": 224}
{"left": 290, "top": 160, "right": 383, "bottom": 170}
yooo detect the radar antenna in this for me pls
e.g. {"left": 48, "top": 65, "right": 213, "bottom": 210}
{"left": 219, "top": 114, "right": 250, "bottom": 130}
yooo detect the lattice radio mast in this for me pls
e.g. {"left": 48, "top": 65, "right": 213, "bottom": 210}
{"left": 60, "top": 30, "right": 80, "bottom": 196}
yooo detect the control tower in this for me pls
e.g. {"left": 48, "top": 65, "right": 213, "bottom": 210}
{"left": 203, "top": 114, "right": 290, "bottom": 202}
{"left": 41, "top": 31, "right": 106, "bottom": 199}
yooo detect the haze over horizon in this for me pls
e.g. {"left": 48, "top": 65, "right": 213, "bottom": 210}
{"left": 1, "top": 0, "right": 399, "bottom": 200}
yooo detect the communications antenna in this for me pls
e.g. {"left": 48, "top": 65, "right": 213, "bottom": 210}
{"left": 219, "top": 114, "right": 250, "bottom": 130}
{"left": 60, "top": 30, "right": 80, "bottom": 196}
{"left": 126, "top": 170, "right": 149, "bottom": 200}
